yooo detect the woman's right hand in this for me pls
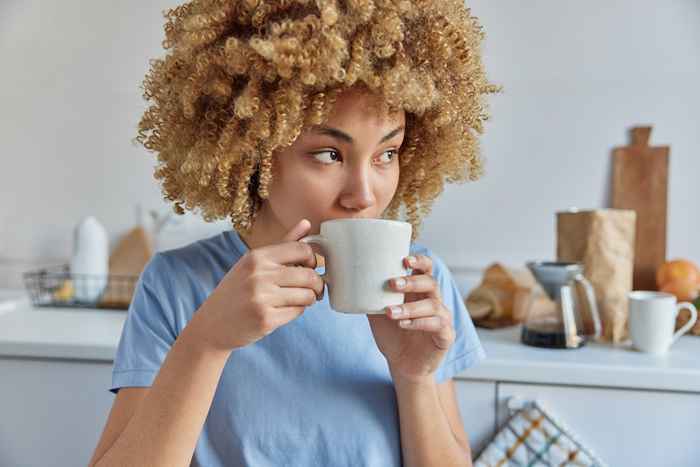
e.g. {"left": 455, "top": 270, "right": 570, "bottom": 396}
{"left": 189, "top": 219, "right": 324, "bottom": 353}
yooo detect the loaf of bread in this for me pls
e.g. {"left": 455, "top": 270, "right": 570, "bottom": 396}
{"left": 465, "top": 263, "right": 545, "bottom": 327}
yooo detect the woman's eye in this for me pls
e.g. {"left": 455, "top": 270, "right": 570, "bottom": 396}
{"left": 311, "top": 150, "right": 341, "bottom": 165}
{"left": 310, "top": 149, "right": 398, "bottom": 165}
{"left": 377, "top": 150, "right": 398, "bottom": 164}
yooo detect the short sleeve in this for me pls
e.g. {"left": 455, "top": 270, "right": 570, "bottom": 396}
{"left": 110, "top": 253, "right": 179, "bottom": 394}
{"left": 426, "top": 250, "right": 486, "bottom": 384}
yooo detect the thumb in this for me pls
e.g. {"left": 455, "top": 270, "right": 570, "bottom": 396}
{"left": 282, "top": 218, "right": 312, "bottom": 242}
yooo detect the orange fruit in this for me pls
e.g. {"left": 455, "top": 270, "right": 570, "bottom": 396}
{"left": 660, "top": 277, "right": 700, "bottom": 302}
{"left": 656, "top": 259, "right": 700, "bottom": 289}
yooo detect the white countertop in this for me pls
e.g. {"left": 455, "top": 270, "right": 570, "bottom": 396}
{"left": 466, "top": 327, "right": 700, "bottom": 393}
{"left": 1, "top": 292, "right": 698, "bottom": 392}
{"left": 0, "top": 293, "right": 126, "bottom": 361}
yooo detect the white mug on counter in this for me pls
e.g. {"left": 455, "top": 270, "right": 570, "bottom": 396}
{"left": 300, "top": 218, "right": 412, "bottom": 314}
{"left": 628, "top": 291, "right": 698, "bottom": 355}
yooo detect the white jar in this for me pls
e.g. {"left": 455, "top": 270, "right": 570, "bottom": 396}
{"left": 69, "top": 216, "right": 108, "bottom": 302}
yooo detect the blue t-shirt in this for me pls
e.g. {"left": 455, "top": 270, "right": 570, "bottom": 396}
{"left": 111, "top": 229, "right": 485, "bottom": 467}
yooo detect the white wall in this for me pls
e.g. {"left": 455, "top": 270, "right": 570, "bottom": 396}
{"left": 1, "top": 0, "right": 699, "bottom": 291}
{"left": 0, "top": 0, "right": 231, "bottom": 288}
{"left": 424, "top": 0, "right": 700, "bottom": 274}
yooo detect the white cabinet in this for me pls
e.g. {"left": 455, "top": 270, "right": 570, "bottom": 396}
{"left": 453, "top": 381, "right": 497, "bottom": 456}
{"left": 495, "top": 383, "right": 700, "bottom": 467}
{"left": 3, "top": 362, "right": 494, "bottom": 467}
{"left": 2, "top": 303, "right": 699, "bottom": 467}
{"left": 0, "top": 358, "right": 114, "bottom": 467}
{"left": 451, "top": 327, "right": 700, "bottom": 465}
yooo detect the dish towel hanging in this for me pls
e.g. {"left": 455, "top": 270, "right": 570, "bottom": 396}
{"left": 474, "top": 397, "right": 608, "bottom": 467}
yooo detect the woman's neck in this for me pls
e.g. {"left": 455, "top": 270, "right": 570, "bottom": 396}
{"left": 238, "top": 204, "right": 279, "bottom": 250}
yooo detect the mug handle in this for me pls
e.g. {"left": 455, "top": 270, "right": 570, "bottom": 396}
{"left": 298, "top": 235, "right": 329, "bottom": 284}
{"left": 671, "top": 302, "right": 698, "bottom": 345}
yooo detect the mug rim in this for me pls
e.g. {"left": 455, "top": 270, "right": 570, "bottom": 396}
{"left": 321, "top": 218, "right": 410, "bottom": 227}
{"left": 628, "top": 290, "right": 676, "bottom": 301}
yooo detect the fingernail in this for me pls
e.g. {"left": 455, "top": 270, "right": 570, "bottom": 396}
{"left": 388, "top": 305, "right": 404, "bottom": 318}
{"left": 394, "top": 278, "right": 406, "bottom": 289}
{"left": 399, "top": 319, "right": 411, "bottom": 327}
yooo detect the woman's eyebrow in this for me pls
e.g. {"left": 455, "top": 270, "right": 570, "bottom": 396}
{"left": 313, "top": 126, "right": 405, "bottom": 145}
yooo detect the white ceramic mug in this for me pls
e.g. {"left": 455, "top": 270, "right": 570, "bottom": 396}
{"left": 299, "top": 219, "right": 412, "bottom": 314}
{"left": 628, "top": 291, "right": 698, "bottom": 354}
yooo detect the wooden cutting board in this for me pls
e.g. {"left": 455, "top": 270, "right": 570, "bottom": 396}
{"left": 98, "top": 226, "right": 154, "bottom": 309}
{"left": 611, "top": 126, "right": 669, "bottom": 290}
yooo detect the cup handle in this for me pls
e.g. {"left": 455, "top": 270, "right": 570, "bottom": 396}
{"left": 298, "top": 235, "right": 329, "bottom": 284}
{"left": 671, "top": 302, "right": 698, "bottom": 345}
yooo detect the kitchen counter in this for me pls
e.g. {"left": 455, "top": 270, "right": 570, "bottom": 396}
{"left": 0, "top": 297, "right": 125, "bottom": 361}
{"left": 466, "top": 326, "right": 700, "bottom": 393}
{"left": 0, "top": 292, "right": 698, "bottom": 392}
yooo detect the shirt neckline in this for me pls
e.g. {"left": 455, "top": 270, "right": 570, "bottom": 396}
{"left": 224, "top": 229, "right": 248, "bottom": 257}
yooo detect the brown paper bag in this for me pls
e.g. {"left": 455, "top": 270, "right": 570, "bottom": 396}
{"left": 556, "top": 209, "right": 636, "bottom": 343}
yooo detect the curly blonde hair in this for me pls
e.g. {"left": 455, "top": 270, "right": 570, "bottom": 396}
{"left": 136, "top": 0, "right": 499, "bottom": 241}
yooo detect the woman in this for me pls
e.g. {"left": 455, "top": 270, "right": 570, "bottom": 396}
{"left": 90, "top": 1, "right": 498, "bottom": 466}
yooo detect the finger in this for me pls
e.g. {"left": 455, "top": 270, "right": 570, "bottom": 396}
{"left": 271, "top": 286, "right": 319, "bottom": 307}
{"left": 275, "top": 266, "right": 325, "bottom": 299}
{"left": 403, "top": 254, "right": 433, "bottom": 276}
{"left": 282, "top": 218, "right": 311, "bottom": 242}
{"left": 283, "top": 218, "right": 324, "bottom": 266}
{"left": 275, "top": 218, "right": 317, "bottom": 268}
{"left": 258, "top": 240, "right": 317, "bottom": 269}
{"left": 385, "top": 298, "right": 445, "bottom": 321}
{"left": 389, "top": 274, "right": 440, "bottom": 299}
{"left": 397, "top": 314, "right": 449, "bottom": 332}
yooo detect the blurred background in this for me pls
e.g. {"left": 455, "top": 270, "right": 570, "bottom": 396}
{"left": 1, "top": 2, "right": 699, "bottom": 466}
{"left": 2, "top": 0, "right": 698, "bottom": 292}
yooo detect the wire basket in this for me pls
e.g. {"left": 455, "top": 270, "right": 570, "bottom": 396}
{"left": 23, "top": 265, "right": 139, "bottom": 310}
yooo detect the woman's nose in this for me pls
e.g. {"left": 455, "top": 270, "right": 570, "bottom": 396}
{"left": 339, "top": 166, "right": 376, "bottom": 211}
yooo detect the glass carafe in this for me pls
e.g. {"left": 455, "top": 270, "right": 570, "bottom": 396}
{"left": 521, "top": 261, "right": 602, "bottom": 349}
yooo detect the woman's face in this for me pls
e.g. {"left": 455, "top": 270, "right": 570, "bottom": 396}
{"left": 263, "top": 88, "right": 406, "bottom": 235}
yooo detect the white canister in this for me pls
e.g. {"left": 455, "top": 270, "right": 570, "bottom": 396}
{"left": 70, "top": 216, "right": 109, "bottom": 302}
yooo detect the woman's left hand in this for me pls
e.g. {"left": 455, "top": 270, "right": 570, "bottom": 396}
{"left": 367, "top": 254, "right": 455, "bottom": 383}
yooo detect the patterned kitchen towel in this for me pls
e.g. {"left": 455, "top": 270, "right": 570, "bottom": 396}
{"left": 474, "top": 398, "right": 608, "bottom": 467}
